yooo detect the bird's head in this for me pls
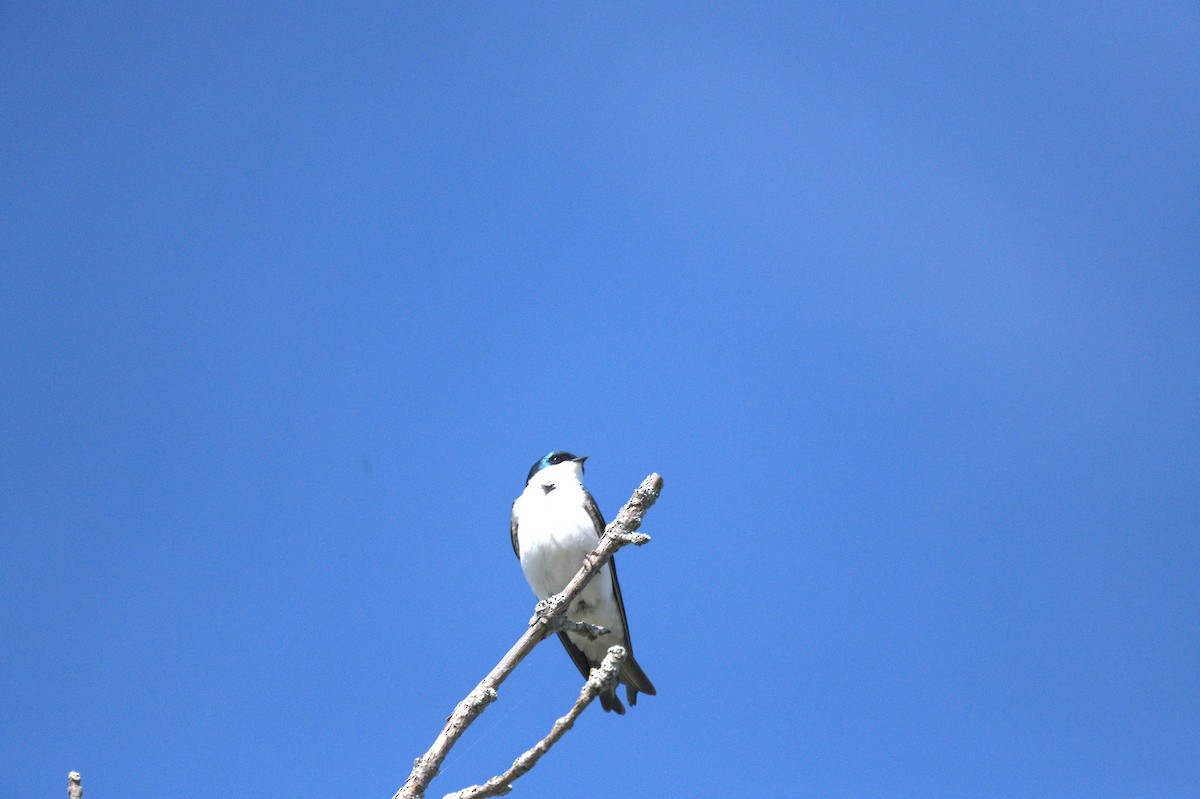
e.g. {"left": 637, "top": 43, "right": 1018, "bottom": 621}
{"left": 526, "top": 450, "right": 587, "bottom": 485}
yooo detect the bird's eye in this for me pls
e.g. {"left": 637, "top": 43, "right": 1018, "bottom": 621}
{"left": 549, "top": 452, "right": 571, "bottom": 465}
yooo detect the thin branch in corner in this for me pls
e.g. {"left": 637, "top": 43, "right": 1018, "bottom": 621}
{"left": 442, "top": 645, "right": 627, "bottom": 799}
{"left": 392, "top": 473, "right": 663, "bottom": 799}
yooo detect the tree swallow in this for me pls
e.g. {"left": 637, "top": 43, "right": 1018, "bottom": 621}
{"left": 511, "top": 451, "right": 656, "bottom": 714}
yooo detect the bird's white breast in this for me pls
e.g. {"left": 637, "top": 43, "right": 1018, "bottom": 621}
{"left": 512, "top": 470, "right": 616, "bottom": 618}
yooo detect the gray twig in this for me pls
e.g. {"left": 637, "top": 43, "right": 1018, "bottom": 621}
{"left": 548, "top": 617, "right": 610, "bottom": 640}
{"left": 68, "top": 772, "right": 82, "bottom": 799}
{"left": 442, "top": 646, "right": 627, "bottom": 799}
{"left": 392, "top": 473, "right": 663, "bottom": 799}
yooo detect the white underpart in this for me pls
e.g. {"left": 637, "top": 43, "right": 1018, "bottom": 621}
{"left": 512, "top": 460, "right": 625, "bottom": 664}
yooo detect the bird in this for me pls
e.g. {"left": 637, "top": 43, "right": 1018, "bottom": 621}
{"left": 510, "top": 450, "right": 656, "bottom": 714}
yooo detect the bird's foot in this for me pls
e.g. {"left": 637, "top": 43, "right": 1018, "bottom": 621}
{"left": 528, "top": 596, "right": 608, "bottom": 639}
{"left": 529, "top": 595, "right": 564, "bottom": 627}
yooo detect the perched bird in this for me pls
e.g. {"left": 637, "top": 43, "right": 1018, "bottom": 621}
{"left": 511, "top": 450, "right": 656, "bottom": 714}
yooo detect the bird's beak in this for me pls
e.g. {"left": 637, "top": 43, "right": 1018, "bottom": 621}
{"left": 574, "top": 455, "right": 588, "bottom": 465}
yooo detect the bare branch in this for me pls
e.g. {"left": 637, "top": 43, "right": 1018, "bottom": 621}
{"left": 442, "top": 646, "right": 627, "bottom": 799}
{"left": 68, "top": 772, "right": 82, "bottom": 799}
{"left": 392, "top": 473, "right": 663, "bottom": 799}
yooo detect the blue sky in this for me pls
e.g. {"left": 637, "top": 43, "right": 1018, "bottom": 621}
{"left": 3, "top": 3, "right": 1198, "bottom": 797}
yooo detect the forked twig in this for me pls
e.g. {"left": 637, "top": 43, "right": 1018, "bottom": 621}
{"left": 442, "top": 646, "right": 627, "bottom": 799}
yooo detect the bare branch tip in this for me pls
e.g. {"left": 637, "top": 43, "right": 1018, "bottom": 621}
{"left": 586, "top": 645, "right": 626, "bottom": 693}
{"left": 636, "top": 473, "right": 663, "bottom": 499}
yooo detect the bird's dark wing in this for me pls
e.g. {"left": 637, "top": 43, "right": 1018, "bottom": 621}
{"left": 583, "top": 489, "right": 606, "bottom": 544}
{"left": 584, "top": 488, "right": 656, "bottom": 705}
{"left": 582, "top": 490, "right": 635, "bottom": 654}
{"left": 510, "top": 504, "right": 520, "bottom": 558}
{"left": 557, "top": 629, "right": 595, "bottom": 677}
